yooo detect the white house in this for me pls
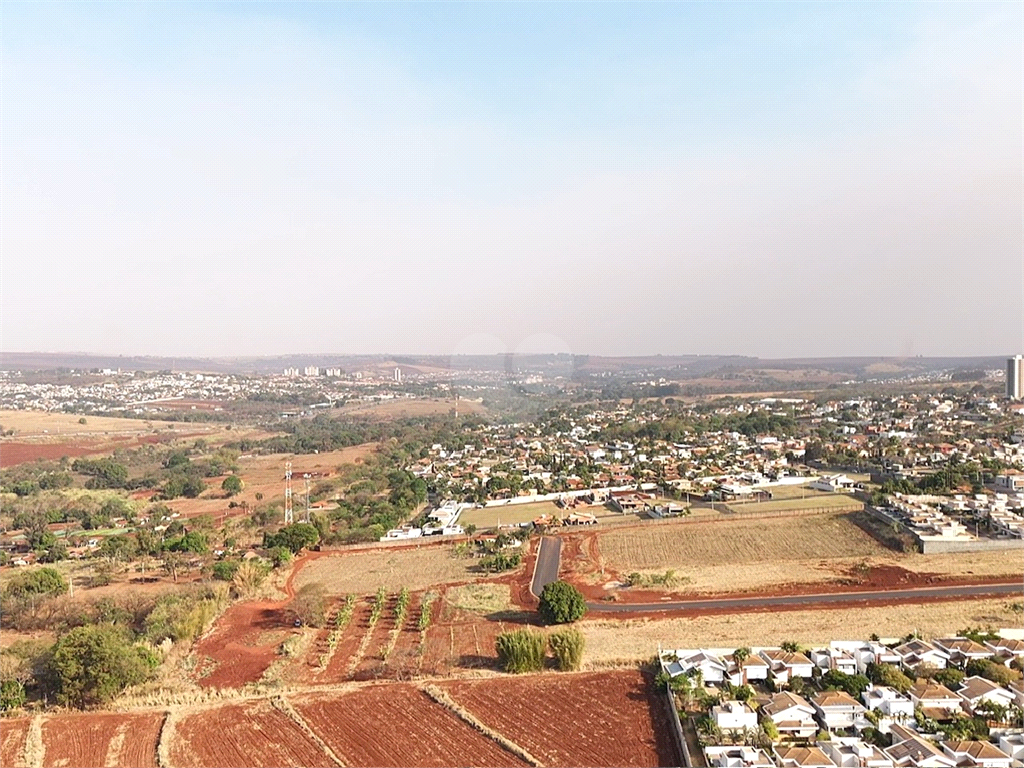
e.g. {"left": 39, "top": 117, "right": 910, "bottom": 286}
{"left": 811, "top": 690, "right": 868, "bottom": 731}
{"left": 820, "top": 738, "right": 894, "bottom": 768}
{"left": 996, "top": 734, "right": 1024, "bottom": 762}
{"left": 811, "top": 647, "right": 859, "bottom": 676}
{"left": 862, "top": 686, "right": 915, "bottom": 727}
{"left": 705, "top": 746, "right": 775, "bottom": 768}
{"left": 774, "top": 746, "right": 837, "bottom": 768}
{"left": 893, "top": 640, "right": 950, "bottom": 671}
{"left": 941, "top": 741, "right": 1012, "bottom": 768}
{"left": 956, "top": 676, "right": 1015, "bottom": 714}
{"left": 760, "top": 649, "right": 815, "bottom": 684}
{"left": 713, "top": 700, "right": 759, "bottom": 732}
{"left": 885, "top": 728, "right": 956, "bottom": 768}
{"left": 809, "top": 474, "right": 856, "bottom": 493}
{"left": 662, "top": 649, "right": 730, "bottom": 684}
{"left": 761, "top": 692, "right": 817, "bottom": 740}
{"left": 907, "top": 681, "right": 963, "bottom": 720}
{"left": 931, "top": 638, "right": 993, "bottom": 667}
{"left": 855, "top": 642, "right": 903, "bottom": 674}
{"left": 728, "top": 653, "right": 771, "bottom": 686}
{"left": 985, "top": 636, "right": 1024, "bottom": 664}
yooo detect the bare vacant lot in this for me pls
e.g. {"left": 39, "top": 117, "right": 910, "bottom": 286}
{"left": 590, "top": 513, "right": 1022, "bottom": 595}
{"left": 600, "top": 512, "right": 886, "bottom": 573}
{"left": 295, "top": 546, "right": 484, "bottom": 594}
{"left": 581, "top": 597, "right": 1022, "bottom": 667}
{"left": 723, "top": 493, "right": 862, "bottom": 514}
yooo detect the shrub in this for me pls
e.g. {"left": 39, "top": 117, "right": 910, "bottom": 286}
{"left": 538, "top": 580, "right": 587, "bottom": 625}
{"left": 221, "top": 475, "right": 243, "bottom": 496}
{"left": 293, "top": 583, "right": 327, "bottom": 628}
{"left": 46, "top": 625, "right": 157, "bottom": 708}
{"left": 479, "top": 552, "right": 521, "bottom": 573}
{"left": 495, "top": 629, "right": 546, "bottom": 673}
{"left": 966, "top": 659, "right": 1020, "bottom": 685}
{"left": 548, "top": 627, "right": 585, "bottom": 671}
{"left": 211, "top": 560, "right": 240, "bottom": 581}
{"left": 0, "top": 680, "right": 26, "bottom": 711}
{"left": 4, "top": 567, "right": 68, "bottom": 599}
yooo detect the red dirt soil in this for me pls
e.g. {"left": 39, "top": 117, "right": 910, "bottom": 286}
{"left": 441, "top": 669, "right": 678, "bottom": 768}
{"left": 170, "top": 699, "right": 336, "bottom": 768}
{"left": 40, "top": 711, "right": 164, "bottom": 768}
{"left": 292, "top": 684, "right": 530, "bottom": 767}
{"left": 193, "top": 599, "right": 297, "bottom": 689}
{"left": 0, "top": 434, "right": 186, "bottom": 467}
{"left": 0, "top": 718, "right": 29, "bottom": 768}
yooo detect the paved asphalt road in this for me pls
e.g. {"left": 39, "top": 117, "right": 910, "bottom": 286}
{"left": 530, "top": 536, "right": 562, "bottom": 597}
{"left": 586, "top": 581, "right": 1024, "bottom": 614}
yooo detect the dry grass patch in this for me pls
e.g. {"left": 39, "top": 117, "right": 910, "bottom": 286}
{"left": 581, "top": 597, "right": 1022, "bottom": 667}
{"left": 446, "top": 583, "right": 513, "bottom": 615}
{"left": 599, "top": 512, "right": 886, "bottom": 573}
{"left": 723, "top": 494, "right": 862, "bottom": 514}
{"left": 295, "top": 546, "right": 482, "bottom": 595}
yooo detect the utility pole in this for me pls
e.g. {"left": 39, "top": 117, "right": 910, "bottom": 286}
{"left": 284, "top": 462, "right": 294, "bottom": 524}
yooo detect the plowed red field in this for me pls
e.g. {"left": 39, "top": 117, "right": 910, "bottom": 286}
{"left": 292, "top": 684, "right": 529, "bottom": 767}
{"left": 0, "top": 718, "right": 29, "bottom": 767}
{"left": 441, "top": 670, "right": 677, "bottom": 767}
{"left": 169, "top": 700, "right": 335, "bottom": 767}
{"left": 41, "top": 712, "right": 164, "bottom": 768}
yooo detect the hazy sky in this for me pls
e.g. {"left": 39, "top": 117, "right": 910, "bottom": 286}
{"left": 2, "top": 1, "right": 1021, "bottom": 359}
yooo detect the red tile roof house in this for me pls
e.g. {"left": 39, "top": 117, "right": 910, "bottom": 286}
{"left": 760, "top": 692, "right": 818, "bottom": 741}
{"left": 774, "top": 746, "right": 837, "bottom": 768}
{"left": 893, "top": 640, "right": 951, "bottom": 671}
{"left": 940, "top": 741, "right": 1012, "bottom": 768}
{"left": 885, "top": 729, "right": 956, "bottom": 768}
{"left": 907, "top": 681, "right": 965, "bottom": 721}
{"left": 810, "top": 690, "right": 869, "bottom": 732}
{"left": 956, "top": 676, "right": 1015, "bottom": 715}
{"left": 760, "top": 649, "right": 815, "bottom": 685}
{"left": 932, "top": 638, "right": 996, "bottom": 668}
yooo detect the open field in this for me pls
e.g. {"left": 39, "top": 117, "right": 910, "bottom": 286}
{"left": 723, "top": 493, "right": 862, "bottom": 514}
{"left": 294, "top": 547, "right": 486, "bottom": 594}
{"left": 581, "top": 512, "right": 1023, "bottom": 595}
{"left": 170, "top": 699, "right": 337, "bottom": 767}
{"left": 580, "top": 597, "right": 1023, "bottom": 667}
{"left": 440, "top": 669, "right": 677, "bottom": 767}
{"left": 599, "top": 512, "right": 885, "bottom": 573}
{"left": 0, "top": 410, "right": 188, "bottom": 437}
{"left": 40, "top": 711, "right": 164, "bottom": 768}
{"left": 295, "top": 684, "right": 530, "bottom": 767}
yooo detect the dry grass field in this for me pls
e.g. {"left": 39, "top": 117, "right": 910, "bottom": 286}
{"left": 580, "top": 597, "right": 1022, "bottom": 667}
{"left": 590, "top": 513, "right": 1022, "bottom": 595}
{"left": 600, "top": 512, "right": 885, "bottom": 573}
{"left": 0, "top": 410, "right": 188, "bottom": 437}
{"left": 723, "top": 494, "right": 862, "bottom": 514}
{"left": 295, "top": 546, "right": 484, "bottom": 594}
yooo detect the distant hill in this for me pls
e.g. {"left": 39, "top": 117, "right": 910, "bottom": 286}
{"left": 0, "top": 351, "right": 1007, "bottom": 378}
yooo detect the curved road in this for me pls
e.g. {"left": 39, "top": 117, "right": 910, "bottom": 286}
{"left": 530, "top": 536, "right": 562, "bottom": 597}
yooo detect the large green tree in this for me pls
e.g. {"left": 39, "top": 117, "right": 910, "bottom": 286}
{"left": 46, "top": 625, "right": 158, "bottom": 707}
{"left": 538, "top": 580, "right": 587, "bottom": 625}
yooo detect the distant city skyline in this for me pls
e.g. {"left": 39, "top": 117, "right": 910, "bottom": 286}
{"left": 2, "top": 1, "right": 1021, "bottom": 358}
